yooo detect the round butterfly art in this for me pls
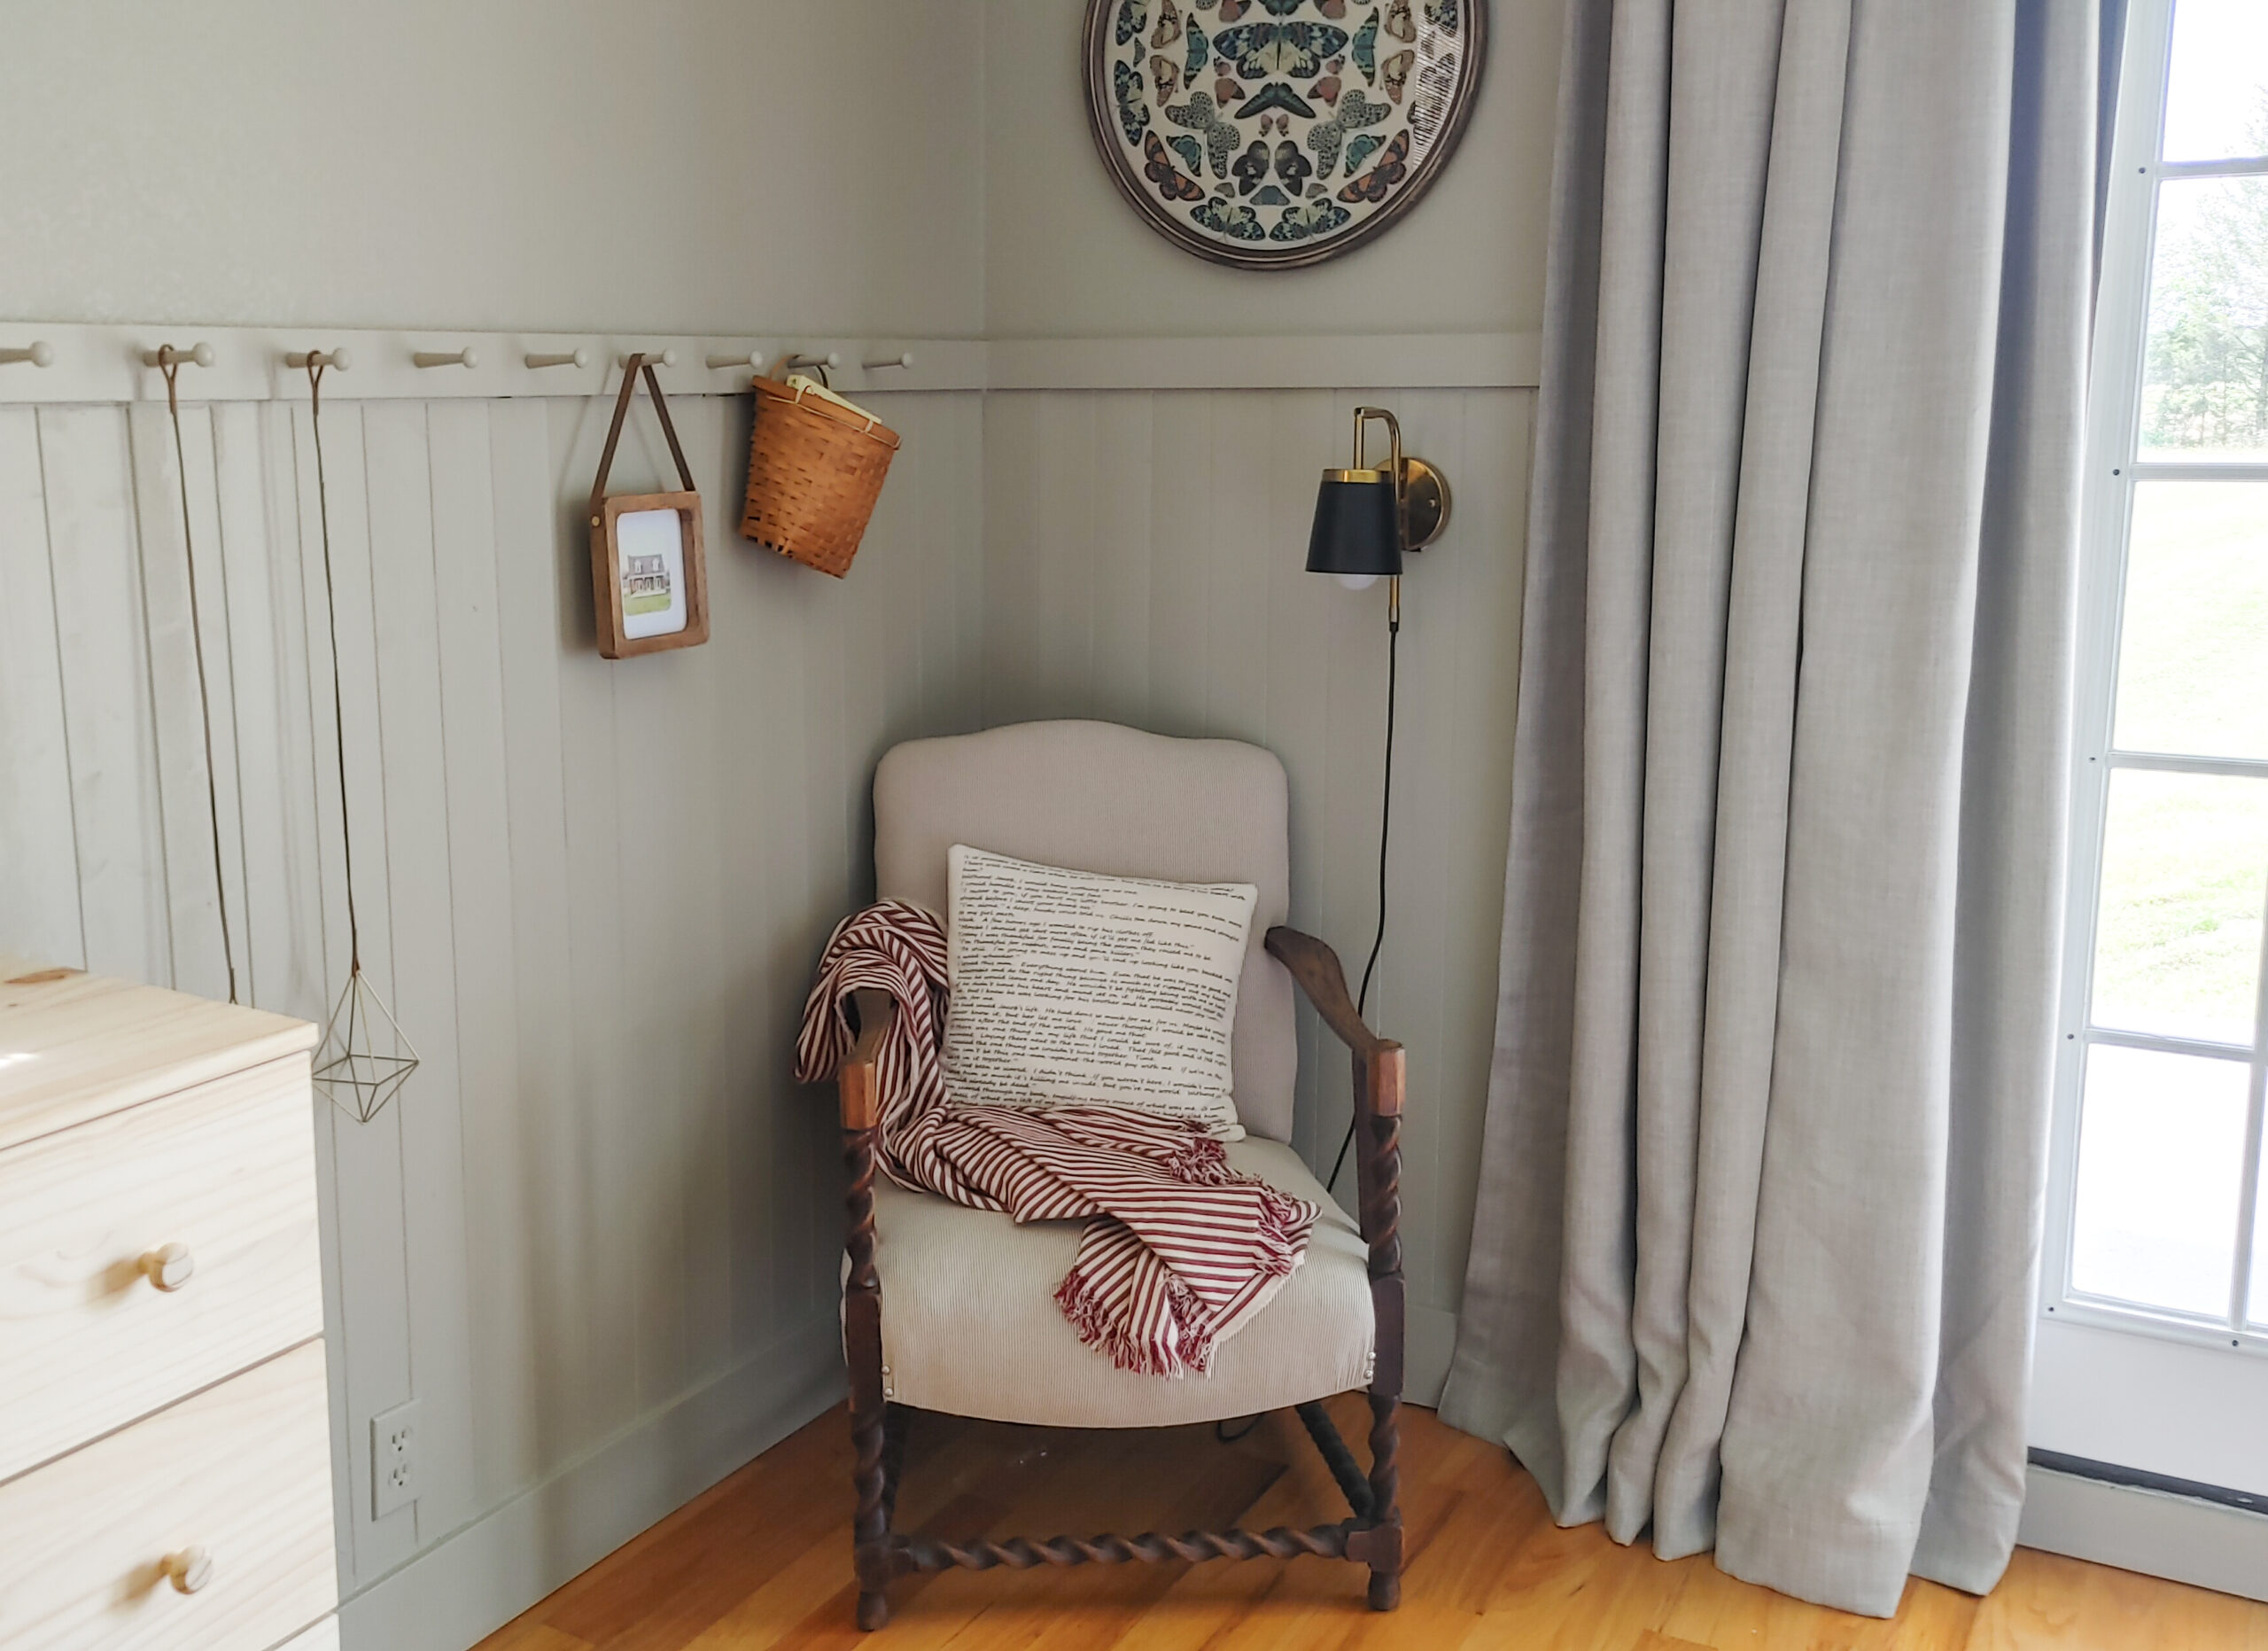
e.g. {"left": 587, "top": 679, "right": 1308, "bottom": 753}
{"left": 1084, "top": 0, "right": 1486, "bottom": 269}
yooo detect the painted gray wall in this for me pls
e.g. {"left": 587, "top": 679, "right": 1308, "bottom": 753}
{"left": 0, "top": 387, "right": 983, "bottom": 1647}
{"left": 0, "top": 2, "right": 984, "bottom": 336}
{"left": 980, "top": 385, "right": 1533, "bottom": 1397}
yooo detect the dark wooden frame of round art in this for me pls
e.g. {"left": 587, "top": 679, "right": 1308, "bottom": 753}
{"left": 1082, "top": 0, "right": 1488, "bottom": 270}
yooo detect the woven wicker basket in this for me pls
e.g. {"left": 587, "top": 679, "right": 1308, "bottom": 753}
{"left": 741, "top": 373, "right": 902, "bottom": 577}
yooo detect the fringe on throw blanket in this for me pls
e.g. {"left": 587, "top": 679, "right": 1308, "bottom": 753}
{"left": 796, "top": 900, "right": 1318, "bottom": 1378}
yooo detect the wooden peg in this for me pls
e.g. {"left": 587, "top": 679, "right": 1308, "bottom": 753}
{"left": 0, "top": 341, "right": 53, "bottom": 368}
{"left": 525, "top": 348, "right": 592, "bottom": 370}
{"left": 141, "top": 343, "right": 214, "bottom": 369}
{"left": 285, "top": 348, "right": 352, "bottom": 371}
{"left": 413, "top": 347, "right": 479, "bottom": 369}
{"left": 863, "top": 351, "right": 913, "bottom": 370}
{"left": 708, "top": 349, "right": 765, "bottom": 370}
{"left": 619, "top": 348, "right": 677, "bottom": 369}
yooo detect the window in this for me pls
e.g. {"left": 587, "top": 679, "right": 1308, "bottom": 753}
{"left": 2052, "top": 0, "right": 2268, "bottom": 1343}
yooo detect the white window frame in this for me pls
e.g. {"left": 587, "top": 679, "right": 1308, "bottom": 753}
{"left": 2044, "top": 0, "right": 2268, "bottom": 1356}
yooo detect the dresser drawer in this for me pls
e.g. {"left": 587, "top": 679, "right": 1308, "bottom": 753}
{"left": 0, "top": 1055, "right": 322, "bottom": 1481}
{"left": 0, "top": 1339, "right": 337, "bottom": 1650}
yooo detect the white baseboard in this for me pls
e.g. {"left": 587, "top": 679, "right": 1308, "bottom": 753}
{"left": 1407, "top": 1304, "right": 1457, "bottom": 1408}
{"left": 2018, "top": 1465, "right": 2268, "bottom": 1603}
{"left": 339, "top": 1319, "right": 844, "bottom": 1651}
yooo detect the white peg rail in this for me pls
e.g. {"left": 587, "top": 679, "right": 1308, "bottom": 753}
{"left": 0, "top": 325, "right": 985, "bottom": 404}
{"left": 0, "top": 323, "right": 1542, "bottom": 404}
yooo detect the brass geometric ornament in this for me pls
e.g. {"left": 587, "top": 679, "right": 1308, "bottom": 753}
{"left": 314, "top": 964, "right": 420, "bottom": 1125}
{"left": 304, "top": 351, "right": 420, "bottom": 1125}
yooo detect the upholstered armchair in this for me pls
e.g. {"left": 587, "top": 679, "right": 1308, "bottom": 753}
{"left": 832, "top": 720, "right": 1407, "bottom": 1630}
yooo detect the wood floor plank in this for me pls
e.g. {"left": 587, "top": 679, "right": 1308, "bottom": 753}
{"left": 473, "top": 1403, "right": 2268, "bottom": 1651}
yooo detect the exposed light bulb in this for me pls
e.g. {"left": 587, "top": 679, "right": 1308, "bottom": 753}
{"left": 1336, "top": 572, "right": 1380, "bottom": 591}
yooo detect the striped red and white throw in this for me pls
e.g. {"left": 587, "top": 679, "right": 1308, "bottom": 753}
{"left": 796, "top": 899, "right": 1318, "bottom": 1379}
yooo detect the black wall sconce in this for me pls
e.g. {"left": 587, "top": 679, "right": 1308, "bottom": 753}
{"left": 1303, "top": 405, "right": 1454, "bottom": 1193}
{"left": 1306, "top": 405, "right": 1454, "bottom": 604}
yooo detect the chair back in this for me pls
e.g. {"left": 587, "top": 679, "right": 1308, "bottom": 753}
{"left": 872, "top": 720, "right": 1296, "bottom": 1142}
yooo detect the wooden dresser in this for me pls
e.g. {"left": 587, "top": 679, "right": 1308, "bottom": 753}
{"left": 0, "top": 958, "right": 338, "bottom": 1651}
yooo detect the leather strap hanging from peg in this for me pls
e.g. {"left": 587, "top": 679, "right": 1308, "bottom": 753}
{"left": 588, "top": 353, "right": 697, "bottom": 529}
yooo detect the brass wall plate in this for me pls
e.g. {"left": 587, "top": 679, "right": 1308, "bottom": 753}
{"left": 1402, "top": 456, "right": 1452, "bottom": 550}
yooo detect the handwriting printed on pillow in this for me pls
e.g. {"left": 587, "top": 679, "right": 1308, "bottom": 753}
{"left": 944, "top": 845, "right": 1256, "bottom": 1137}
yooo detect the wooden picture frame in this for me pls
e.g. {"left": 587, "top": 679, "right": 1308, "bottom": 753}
{"left": 587, "top": 355, "right": 709, "bottom": 659}
{"left": 591, "top": 490, "right": 708, "bottom": 658}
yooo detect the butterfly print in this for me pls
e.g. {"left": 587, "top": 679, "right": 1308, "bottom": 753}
{"left": 1303, "top": 90, "right": 1388, "bottom": 173}
{"left": 1143, "top": 131, "right": 1207, "bottom": 200}
{"left": 1274, "top": 138, "right": 1315, "bottom": 193}
{"left": 1232, "top": 138, "right": 1272, "bottom": 196}
{"left": 1240, "top": 80, "right": 1317, "bottom": 121}
{"left": 1100, "top": 0, "right": 1476, "bottom": 259}
{"left": 1380, "top": 48, "right": 1413, "bottom": 103}
{"left": 1163, "top": 90, "right": 1244, "bottom": 176}
{"left": 1191, "top": 197, "right": 1266, "bottom": 239}
{"left": 1337, "top": 128, "right": 1408, "bottom": 201}
{"left": 1113, "top": 59, "right": 1151, "bottom": 145}
{"left": 1270, "top": 198, "right": 1352, "bottom": 242}
{"left": 1349, "top": 10, "right": 1379, "bottom": 83}
{"left": 1213, "top": 20, "right": 1348, "bottom": 81}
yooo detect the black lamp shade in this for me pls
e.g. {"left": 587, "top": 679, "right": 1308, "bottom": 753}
{"left": 1306, "top": 471, "right": 1402, "bottom": 578}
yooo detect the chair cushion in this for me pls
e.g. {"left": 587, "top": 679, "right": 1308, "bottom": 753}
{"left": 874, "top": 720, "right": 1297, "bottom": 1142}
{"left": 867, "top": 1140, "right": 1373, "bottom": 1427}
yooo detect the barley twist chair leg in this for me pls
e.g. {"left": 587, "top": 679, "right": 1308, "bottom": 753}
{"left": 851, "top": 1394, "right": 891, "bottom": 1630}
{"left": 1365, "top": 1390, "right": 1403, "bottom": 1610}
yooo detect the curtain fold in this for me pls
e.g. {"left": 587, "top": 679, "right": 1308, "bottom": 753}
{"left": 1439, "top": 0, "right": 2098, "bottom": 1616}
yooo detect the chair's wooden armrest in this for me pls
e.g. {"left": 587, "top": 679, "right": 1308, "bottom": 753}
{"left": 1263, "top": 926, "right": 1402, "bottom": 1118}
{"left": 838, "top": 988, "right": 897, "bottom": 1132}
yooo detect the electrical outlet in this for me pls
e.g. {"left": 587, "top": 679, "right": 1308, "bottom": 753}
{"left": 370, "top": 1398, "right": 420, "bottom": 1520}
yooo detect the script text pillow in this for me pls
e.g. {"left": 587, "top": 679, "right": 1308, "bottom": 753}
{"left": 943, "top": 845, "right": 1256, "bottom": 1137}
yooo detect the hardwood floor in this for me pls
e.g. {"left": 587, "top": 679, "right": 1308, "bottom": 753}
{"left": 476, "top": 1398, "right": 2268, "bottom": 1650}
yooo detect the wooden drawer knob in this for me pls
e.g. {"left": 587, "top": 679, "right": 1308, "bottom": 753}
{"left": 162, "top": 1546, "right": 214, "bottom": 1593}
{"left": 139, "top": 1242, "right": 196, "bottom": 1292}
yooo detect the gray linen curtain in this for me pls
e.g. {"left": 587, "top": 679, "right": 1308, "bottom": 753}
{"left": 1438, "top": 0, "right": 2099, "bottom": 1618}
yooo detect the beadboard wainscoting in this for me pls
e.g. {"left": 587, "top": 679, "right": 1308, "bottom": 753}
{"left": 0, "top": 385, "right": 985, "bottom": 1640}
{"left": 981, "top": 386, "right": 1534, "bottom": 1396}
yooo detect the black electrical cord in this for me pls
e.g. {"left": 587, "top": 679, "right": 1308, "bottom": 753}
{"left": 1326, "top": 589, "right": 1399, "bottom": 1196}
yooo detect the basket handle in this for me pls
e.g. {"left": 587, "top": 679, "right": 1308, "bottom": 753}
{"left": 588, "top": 353, "right": 696, "bottom": 524}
